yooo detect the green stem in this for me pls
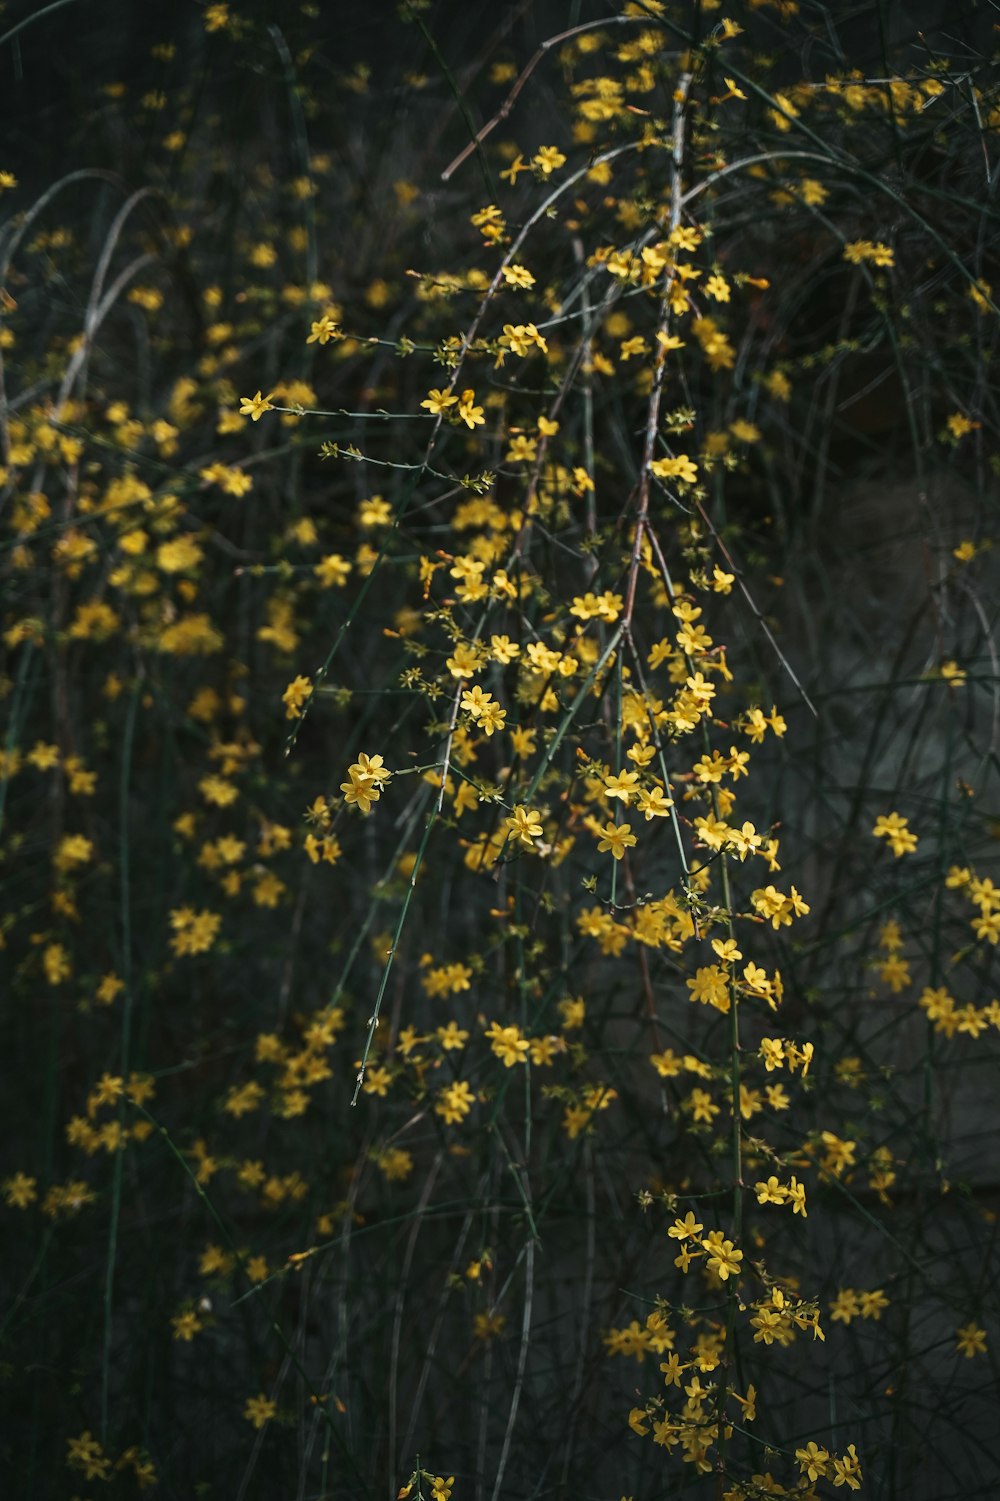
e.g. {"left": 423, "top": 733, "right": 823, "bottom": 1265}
{"left": 100, "top": 676, "right": 141, "bottom": 1441}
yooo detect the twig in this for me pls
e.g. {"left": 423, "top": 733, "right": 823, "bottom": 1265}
{"left": 441, "top": 16, "right": 636, "bottom": 181}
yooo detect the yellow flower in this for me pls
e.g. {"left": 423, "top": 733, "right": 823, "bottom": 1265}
{"left": 604, "top": 769, "right": 639, "bottom": 803}
{"left": 436, "top": 1021, "right": 469, "bottom": 1051}
{"left": 3, "top": 1172, "right": 38, "bottom": 1208}
{"left": 53, "top": 833, "right": 94, "bottom": 872}
{"left": 484, "top": 1020, "right": 530, "bottom": 1066}
{"left": 769, "top": 90, "right": 800, "bottom": 130}
{"left": 341, "top": 753, "right": 392, "bottom": 815}
{"left": 43, "top": 943, "right": 71, "bottom": 985}
{"left": 700, "top": 1232, "right": 742, "bottom": 1280}
{"left": 27, "top": 740, "right": 60, "bottom": 770}
{"left": 858, "top": 1288, "right": 889, "bottom": 1319}
{"left": 446, "top": 642, "right": 482, "bottom": 678}
{"left": 501, "top": 322, "right": 548, "bottom": 357}
{"left": 172, "top": 1310, "right": 203, "bottom": 1341}
{"left": 956, "top": 1322, "right": 987, "bottom": 1358}
{"left": 532, "top": 145, "right": 566, "bottom": 175}
{"left": 505, "top": 433, "right": 537, "bottom": 463}
{"left": 282, "top": 675, "right": 313, "bottom": 719}
{"left": 559, "top": 996, "right": 585, "bottom": 1030}
{"left": 461, "top": 683, "right": 492, "bottom": 718}
{"left": 946, "top": 411, "right": 980, "bottom": 439}
{"left": 636, "top": 786, "right": 672, "bottom": 820}
{"left": 734, "top": 1383, "right": 757, "bottom": 1420}
{"left": 243, "top": 1393, "right": 277, "bottom": 1428}
{"left": 597, "top": 821, "right": 637, "bottom": 860}
{"left": 306, "top": 312, "right": 341, "bottom": 344}
{"left": 199, "top": 774, "right": 239, "bottom": 807}
{"left": 499, "top": 151, "right": 527, "bottom": 183}
{"left": 156, "top": 536, "right": 203, "bottom": 573}
{"left": 505, "top": 805, "right": 542, "bottom": 848}
{"left": 238, "top": 390, "right": 275, "bottom": 422}
{"left": 485, "top": 637, "right": 520, "bottom": 671}
{"left": 786, "top": 1176, "right": 807, "bottom": 1216}
{"left": 968, "top": 277, "right": 992, "bottom": 313}
{"left": 315, "top": 553, "right": 352, "bottom": 587}
{"left": 872, "top": 811, "right": 917, "bottom": 857}
{"left": 668, "top": 1211, "right": 704, "bottom": 1240}
{"left": 67, "top": 1431, "right": 111, "bottom": 1480}
{"left": 457, "top": 389, "right": 485, "bottom": 429}
{"left": 650, "top": 454, "right": 698, "bottom": 486}
{"left": 755, "top": 1175, "right": 787, "bottom": 1206}
{"left": 796, "top": 1441, "right": 831, "bottom": 1483}
{"left": 435, "top": 1079, "right": 474, "bottom": 1123}
{"left": 831, "top": 1445, "right": 862, "bottom": 1491}
{"left": 169, "top": 907, "right": 222, "bottom": 957}
{"left": 844, "top": 240, "right": 894, "bottom": 268}
{"left": 358, "top": 494, "right": 391, "bottom": 527}
{"left": 421, "top": 387, "right": 458, "bottom": 414}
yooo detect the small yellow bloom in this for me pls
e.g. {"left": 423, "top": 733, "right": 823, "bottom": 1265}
{"left": 946, "top": 412, "right": 980, "bottom": 440}
{"left": 956, "top": 1322, "right": 987, "bottom": 1358}
{"left": 341, "top": 753, "right": 391, "bottom": 815}
{"left": 421, "top": 387, "right": 458, "bottom": 415}
{"left": 502, "top": 263, "right": 535, "bottom": 288}
{"left": 282, "top": 675, "right": 313, "bottom": 719}
{"left": 457, "top": 390, "right": 485, "bottom": 429}
{"left": 3, "top": 1172, "right": 38, "bottom": 1208}
{"left": 872, "top": 811, "right": 917, "bottom": 857}
{"left": 244, "top": 1393, "right": 277, "bottom": 1428}
{"left": 238, "top": 390, "right": 275, "bottom": 422}
{"left": 604, "top": 769, "right": 639, "bottom": 803}
{"left": 172, "top": 1310, "right": 203, "bottom": 1341}
{"left": 596, "top": 822, "right": 637, "bottom": 860}
{"left": 505, "top": 805, "right": 543, "bottom": 848}
{"left": 532, "top": 145, "right": 566, "bottom": 175}
{"left": 650, "top": 454, "right": 698, "bottom": 486}
{"left": 307, "top": 312, "right": 341, "bottom": 344}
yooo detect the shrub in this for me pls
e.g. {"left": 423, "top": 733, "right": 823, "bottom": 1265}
{"left": 1, "top": 3, "right": 998, "bottom": 1497}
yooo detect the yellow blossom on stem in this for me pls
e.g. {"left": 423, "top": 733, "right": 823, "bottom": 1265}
{"left": 484, "top": 1020, "right": 530, "bottom": 1066}
{"left": 650, "top": 454, "right": 699, "bottom": 486}
{"left": 282, "top": 674, "right": 312, "bottom": 719}
{"left": 171, "top": 1310, "right": 203, "bottom": 1341}
{"left": 956, "top": 1322, "right": 987, "bottom": 1357}
{"left": 532, "top": 145, "right": 566, "bottom": 174}
{"left": 597, "top": 821, "right": 637, "bottom": 860}
{"left": 872, "top": 811, "right": 917, "bottom": 857}
{"left": 341, "top": 753, "right": 391, "bottom": 815}
{"left": 421, "top": 387, "right": 458, "bottom": 414}
{"left": 238, "top": 390, "right": 275, "bottom": 421}
{"left": 243, "top": 1393, "right": 277, "bottom": 1428}
{"left": 700, "top": 1232, "right": 743, "bottom": 1280}
{"left": 3, "top": 1172, "right": 38, "bottom": 1208}
{"left": 457, "top": 389, "right": 485, "bottom": 429}
{"left": 505, "top": 805, "right": 543, "bottom": 848}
